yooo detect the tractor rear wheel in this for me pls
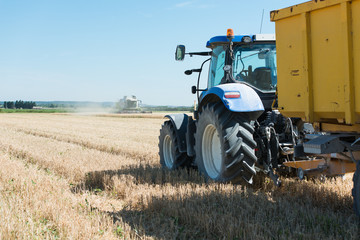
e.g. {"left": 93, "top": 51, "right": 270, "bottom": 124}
{"left": 159, "top": 120, "right": 189, "bottom": 170}
{"left": 194, "top": 102, "right": 257, "bottom": 183}
{"left": 352, "top": 161, "right": 360, "bottom": 216}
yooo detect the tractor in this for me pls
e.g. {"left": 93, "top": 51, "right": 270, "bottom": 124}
{"left": 159, "top": 29, "right": 294, "bottom": 185}
{"left": 159, "top": 0, "right": 360, "bottom": 217}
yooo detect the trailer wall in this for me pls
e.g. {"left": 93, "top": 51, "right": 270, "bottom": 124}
{"left": 271, "top": 0, "right": 360, "bottom": 125}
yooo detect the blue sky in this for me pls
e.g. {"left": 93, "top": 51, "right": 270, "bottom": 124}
{"left": 0, "top": 0, "right": 305, "bottom": 106}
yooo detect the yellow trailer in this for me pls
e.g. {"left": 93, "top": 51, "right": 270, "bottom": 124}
{"left": 271, "top": 0, "right": 360, "bottom": 216}
{"left": 271, "top": 0, "right": 360, "bottom": 126}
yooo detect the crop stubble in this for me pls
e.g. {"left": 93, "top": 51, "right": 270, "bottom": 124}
{"left": 0, "top": 113, "right": 358, "bottom": 239}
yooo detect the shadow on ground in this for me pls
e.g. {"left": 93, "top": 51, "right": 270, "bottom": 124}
{"left": 106, "top": 187, "right": 358, "bottom": 239}
{"left": 71, "top": 164, "right": 359, "bottom": 239}
{"left": 72, "top": 163, "right": 204, "bottom": 192}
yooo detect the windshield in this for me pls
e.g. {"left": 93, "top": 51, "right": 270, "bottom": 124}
{"left": 233, "top": 44, "right": 277, "bottom": 92}
{"left": 208, "top": 43, "right": 277, "bottom": 92}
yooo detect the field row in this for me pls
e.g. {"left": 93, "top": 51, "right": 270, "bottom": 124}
{"left": 0, "top": 113, "right": 163, "bottom": 161}
{"left": 0, "top": 113, "right": 358, "bottom": 239}
{"left": 0, "top": 151, "right": 129, "bottom": 239}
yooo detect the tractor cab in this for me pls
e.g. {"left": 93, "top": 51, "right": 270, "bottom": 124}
{"left": 162, "top": 30, "right": 280, "bottom": 185}
{"left": 207, "top": 35, "right": 276, "bottom": 91}
{"left": 175, "top": 31, "right": 277, "bottom": 111}
{"left": 206, "top": 33, "right": 277, "bottom": 110}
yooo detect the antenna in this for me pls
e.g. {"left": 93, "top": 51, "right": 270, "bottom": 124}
{"left": 260, "top": 9, "right": 265, "bottom": 33}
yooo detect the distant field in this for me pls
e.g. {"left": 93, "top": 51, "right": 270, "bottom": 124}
{"left": 0, "top": 108, "right": 68, "bottom": 113}
{"left": 0, "top": 113, "right": 358, "bottom": 239}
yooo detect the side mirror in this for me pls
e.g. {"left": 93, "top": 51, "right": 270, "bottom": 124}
{"left": 175, "top": 45, "right": 185, "bottom": 61}
{"left": 185, "top": 69, "right": 201, "bottom": 75}
{"left": 191, "top": 86, "right": 197, "bottom": 94}
{"left": 185, "top": 70, "right": 193, "bottom": 75}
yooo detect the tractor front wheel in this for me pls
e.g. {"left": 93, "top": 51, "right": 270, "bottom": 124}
{"left": 194, "top": 102, "right": 257, "bottom": 183}
{"left": 159, "top": 121, "right": 189, "bottom": 170}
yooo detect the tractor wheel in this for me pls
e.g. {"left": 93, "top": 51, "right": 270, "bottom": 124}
{"left": 352, "top": 161, "right": 360, "bottom": 216}
{"left": 194, "top": 102, "right": 257, "bottom": 183}
{"left": 159, "top": 120, "right": 189, "bottom": 170}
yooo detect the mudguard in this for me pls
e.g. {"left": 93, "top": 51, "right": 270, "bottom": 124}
{"left": 199, "top": 83, "right": 264, "bottom": 120}
{"left": 165, "top": 113, "right": 188, "bottom": 153}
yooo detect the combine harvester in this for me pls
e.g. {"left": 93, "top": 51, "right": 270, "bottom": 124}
{"left": 159, "top": 0, "right": 360, "bottom": 216}
{"left": 117, "top": 95, "right": 151, "bottom": 114}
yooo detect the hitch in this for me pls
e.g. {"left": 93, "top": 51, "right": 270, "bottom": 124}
{"left": 268, "top": 170, "right": 282, "bottom": 187}
{"left": 258, "top": 164, "right": 281, "bottom": 187}
{"left": 261, "top": 125, "right": 281, "bottom": 187}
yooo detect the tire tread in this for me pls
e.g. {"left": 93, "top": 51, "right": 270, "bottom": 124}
{"left": 194, "top": 102, "right": 257, "bottom": 183}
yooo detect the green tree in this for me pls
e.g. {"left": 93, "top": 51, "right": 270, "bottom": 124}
{"left": 7, "top": 102, "right": 14, "bottom": 109}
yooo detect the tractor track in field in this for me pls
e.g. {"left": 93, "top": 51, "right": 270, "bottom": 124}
{"left": 0, "top": 150, "right": 123, "bottom": 239}
{"left": 9, "top": 127, "right": 155, "bottom": 163}
{"left": 0, "top": 143, "right": 76, "bottom": 182}
{"left": 0, "top": 145, "right": 71, "bottom": 189}
{"left": 0, "top": 141, "right": 139, "bottom": 190}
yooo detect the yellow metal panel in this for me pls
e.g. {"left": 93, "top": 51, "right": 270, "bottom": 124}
{"left": 311, "top": 5, "right": 345, "bottom": 117}
{"left": 272, "top": 0, "right": 360, "bottom": 125}
{"left": 354, "top": 1, "right": 360, "bottom": 117}
{"left": 283, "top": 159, "right": 325, "bottom": 169}
{"left": 321, "top": 123, "right": 360, "bottom": 132}
{"left": 302, "top": 12, "right": 314, "bottom": 122}
{"left": 275, "top": 15, "right": 307, "bottom": 118}
{"left": 328, "top": 159, "right": 356, "bottom": 175}
{"left": 341, "top": 2, "right": 355, "bottom": 124}
{"left": 282, "top": 158, "right": 356, "bottom": 175}
{"left": 271, "top": 0, "right": 350, "bottom": 21}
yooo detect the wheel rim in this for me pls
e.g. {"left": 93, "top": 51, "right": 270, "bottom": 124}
{"left": 163, "top": 135, "right": 174, "bottom": 168}
{"left": 202, "top": 124, "right": 222, "bottom": 179}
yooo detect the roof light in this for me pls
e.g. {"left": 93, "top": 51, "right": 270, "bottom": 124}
{"left": 242, "top": 36, "right": 252, "bottom": 43}
{"left": 224, "top": 91, "right": 240, "bottom": 98}
{"left": 227, "top": 28, "right": 234, "bottom": 40}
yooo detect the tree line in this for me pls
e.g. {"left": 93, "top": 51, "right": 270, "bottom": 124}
{"left": 3, "top": 100, "right": 36, "bottom": 109}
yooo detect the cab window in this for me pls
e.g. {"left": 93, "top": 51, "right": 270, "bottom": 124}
{"left": 208, "top": 45, "right": 226, "bottom": 88}
{"left": 233, "top": 44, "right": 277, "bottom": 92}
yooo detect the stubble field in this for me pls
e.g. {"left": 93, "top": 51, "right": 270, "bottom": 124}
{"left": 0, "top": 113, "right": 359, "bottom": 239}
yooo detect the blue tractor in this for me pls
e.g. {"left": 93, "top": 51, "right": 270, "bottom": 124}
{"left": 159, "top": 29, "right": 294, "bottom": 185}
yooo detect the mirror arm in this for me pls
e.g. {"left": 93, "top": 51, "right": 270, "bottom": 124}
{"left": 187, "top": 51, "right": 212, "bottom": 57}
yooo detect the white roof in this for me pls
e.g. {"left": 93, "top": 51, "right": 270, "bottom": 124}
{"left": 254, "top": 34, "right": 276, "bottom": 41}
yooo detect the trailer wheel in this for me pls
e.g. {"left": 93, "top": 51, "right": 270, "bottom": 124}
{"left": 159, "top": 121, "right": 189, "bottom": 170}
{"left": 352, "top": 161, "right": 360, "bottom": 216}
{"left": 194, "top": 102, "right": 257, "bottom": 183}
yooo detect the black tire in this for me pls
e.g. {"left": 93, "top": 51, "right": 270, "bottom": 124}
{"left": 159, "top": 120, "right": 189, "bottom": 170}
{"left": 194, "top": 102, "right": 257, "bottom": 183}
{"left": 352, "top": 161, "right": 360, "bottom": 216}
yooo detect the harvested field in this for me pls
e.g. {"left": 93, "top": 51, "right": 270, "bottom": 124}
{"left": 0, "top": 113, "right": 358, "bottom": 239}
